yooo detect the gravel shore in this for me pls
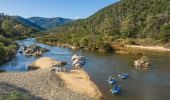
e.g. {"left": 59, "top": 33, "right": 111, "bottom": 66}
{"left": 0, "top": 69, "right": 95, "bottom": 100}
{"left": 126, "top": 45, "right": 170, "bottom": 52}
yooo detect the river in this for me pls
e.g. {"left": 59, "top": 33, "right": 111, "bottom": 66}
{"left": 1, "top": 38, "right": 170, "bottom": 100}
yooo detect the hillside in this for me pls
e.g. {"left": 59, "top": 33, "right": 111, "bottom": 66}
{"left": 28, "top": 17, "right": 74, "bottom": 29}
{"left": 0, "top": 14, "right": 39, "bottom": 65}
{"left": 37, "top": 0, "right": 170, "bottom": 52}
{"left": 12, "top": 16, "right": 45, "bottom": 31}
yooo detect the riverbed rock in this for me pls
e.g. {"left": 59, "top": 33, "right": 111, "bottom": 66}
{"left": 71, "top": 54, "right": 78, "bottom": 61}
{"left": 28, "top": 57, "right": 67, "bottom": 70}
{"left": 50, "top": 67, "right": 67, "bottom": 72}
{"left": 71, "top": 55, "right": 85, "bottom": 69}
{"left": 19, "top": 51, "right": 23, "bottom": 54}
{"left": 71, "top": 54, "right": 85, "bottom": 61}
{"left": 23, "top": 44, "right": 50, "bottom": 56}
{"left": 134, "top": 56, "right": 150, "bottom": 69}
{"left": 41, "top": 48, "right": 50, "bottom": 52}
{"left": 72, "top": 59, "right": 84, "bottom": 66}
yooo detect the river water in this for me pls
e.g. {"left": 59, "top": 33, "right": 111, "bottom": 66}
{"left": 1, "top": 38, "right": 170, "bottom": 100}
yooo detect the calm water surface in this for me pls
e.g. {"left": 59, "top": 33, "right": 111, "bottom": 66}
{"left": 1, "top": 38, "right": 170, "bottom": 100}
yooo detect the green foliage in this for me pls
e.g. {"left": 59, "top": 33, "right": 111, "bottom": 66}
{"left": 0, "top": 35, "right": 12, "bottom": 46}
{"left": 0, "top": 43, "right": 17, "bottom": 65}
{"left": 38, "top": 0, "right": 170, "bottom": 52}
{"left": 0, "top": 46, "right": 6, "bottom": 57}
{"left": 140, "top": 56, "right": 149, "bottom": 63}
{"left": 0, "top": 14, "right": 39, "bottom": 65}
{"left": 0, "top": 91, "right": 31, "bottom": 100}
{"left": 50, "top": 0, "right": 170, "bottom": 39}
{"left": 0, "top": 15, "right": 37, "bottom": 38}
{"left": 164, "top": 43, "right": 170, "bottom": 48}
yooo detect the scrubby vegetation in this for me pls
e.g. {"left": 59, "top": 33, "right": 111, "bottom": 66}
{"left": 38, "top": 0, "right": 170, "bottom": 52}
{"left": 0, "top": 15, "right": 37, "bottom": 38}
{"left": 0, "top": 36, "right": 18, "bottom": 65}
{"left": 0, "top": 14, "right": 39, "bottom": 65}
{"left": 0, "top": 91, "right": 31, "bottom": 100}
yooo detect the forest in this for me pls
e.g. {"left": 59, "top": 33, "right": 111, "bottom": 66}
{"left": 0, "top": 14, "right": 38, "bottom": 65}
{"left": 37, "top": 0, "right": 170, "bottom": 52}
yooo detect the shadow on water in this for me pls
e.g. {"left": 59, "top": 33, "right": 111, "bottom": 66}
{"left": 0, "top": 69, "right": 6, "bottom": 73}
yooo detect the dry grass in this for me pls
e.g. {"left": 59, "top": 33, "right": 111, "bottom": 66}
{"left": 58, "top": 69, "right": 102, "bottom": 99}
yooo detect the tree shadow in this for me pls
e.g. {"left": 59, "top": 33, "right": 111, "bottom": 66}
{"left": 0, "top": 82, "right": 44, "bottom": 100}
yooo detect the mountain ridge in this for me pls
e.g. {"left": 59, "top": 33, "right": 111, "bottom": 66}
{"left": 27, "top": 17, "right": 74, "bottom": 29}
{"left": 12, "top": 16, "right": 45, "bottom": 31}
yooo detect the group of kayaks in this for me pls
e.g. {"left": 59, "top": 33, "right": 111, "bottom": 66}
{"left": 107, "top": 73, "right": 129, "bottom": 95}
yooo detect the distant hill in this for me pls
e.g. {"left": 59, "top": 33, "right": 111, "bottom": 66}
{"left": 0, "top": 15, "right": 39, "bottom": 38}
{"left": 37, "top": 0, "right": 170, "bottom": 52}
{"left": 12, "top": 16, "right": 45, "bottom": 31}
{"left": 27, "top": 17, "right": 74, "bottom": 29}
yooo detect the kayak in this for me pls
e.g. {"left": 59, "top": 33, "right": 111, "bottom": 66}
{"left": 118, "top": 73, "right": 128, "bottom": 79}
{"left": 108, "top": 78, "right": 116, "bottom": 85}
{"left": 111, "top": 84, "right": 121, "bottom": 95}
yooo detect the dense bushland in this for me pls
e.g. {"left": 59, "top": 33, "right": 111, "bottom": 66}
{"left": 38, "top": 0, "right": 170, "bottom": 52}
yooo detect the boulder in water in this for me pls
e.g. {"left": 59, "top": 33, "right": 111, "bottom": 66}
{"left": 23, "top": 44, "right": 50, "bottom": 56}
{"left": 134, "top": 56, "right": 150, "bottom": 69}
{"left": 71, "top": 54, "right": 86, "bottom": 69}
{"left": 71, "top": 54, "right": 85, "bottom": 61}
{"left": 72, "top": 59, "right": 85, "bottom": 66}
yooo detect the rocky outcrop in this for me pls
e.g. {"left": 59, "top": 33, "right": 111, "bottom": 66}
{"left": 22, "top": 44, "right": 50, "bottom": 56}
{"left": 134, "top": 56, "right": 150, "bottom": 69}
{"left": 50, "top": 67, "right": 67, "bottom": 72}
{"left": 71, "top": 55, "right": 85, "bottom": 69}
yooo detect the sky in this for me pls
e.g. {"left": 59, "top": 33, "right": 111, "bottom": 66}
{"left": 0, "top": 0, "right": 119, "bottom": 19}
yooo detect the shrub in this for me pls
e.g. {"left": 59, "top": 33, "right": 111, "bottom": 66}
{"left": 0, "top": 91, "right": 31, "bottom": 100}
{"left": 140, "top": 56, "right": 149, "bottom": 63}
{"left": 164, "top": 43, "right": 170, "bottom": 48}
{"left": 124, "top": 39, "right": 137, "bottom": 45}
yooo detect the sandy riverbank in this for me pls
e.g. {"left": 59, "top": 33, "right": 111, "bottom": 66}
{"left": 126, "top": 45, "right": 170, "bottom": 52}
{"left": 0, "top": 57, "right": 102, "bottom": 100}
{"left": 0, "top": 69, "right": 102, "bottom": 100}
{"left": 58, "top": 69, "right": 102, "bottom": 99}
{"left": 28, "top": 57, "right": 63, "bottom": 69}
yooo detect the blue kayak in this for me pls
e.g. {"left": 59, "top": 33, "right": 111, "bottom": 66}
{"left": 118, "top": 73, "right": 128, "bottom": 79}
{"left": 108, "top": 75, "right": 116, "bottom": 85}
{"left": 111, "top": 84, "right": 121, "bottom": 95}
{"left": 108, "top": 78, "right": 116, "bottom": 85}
